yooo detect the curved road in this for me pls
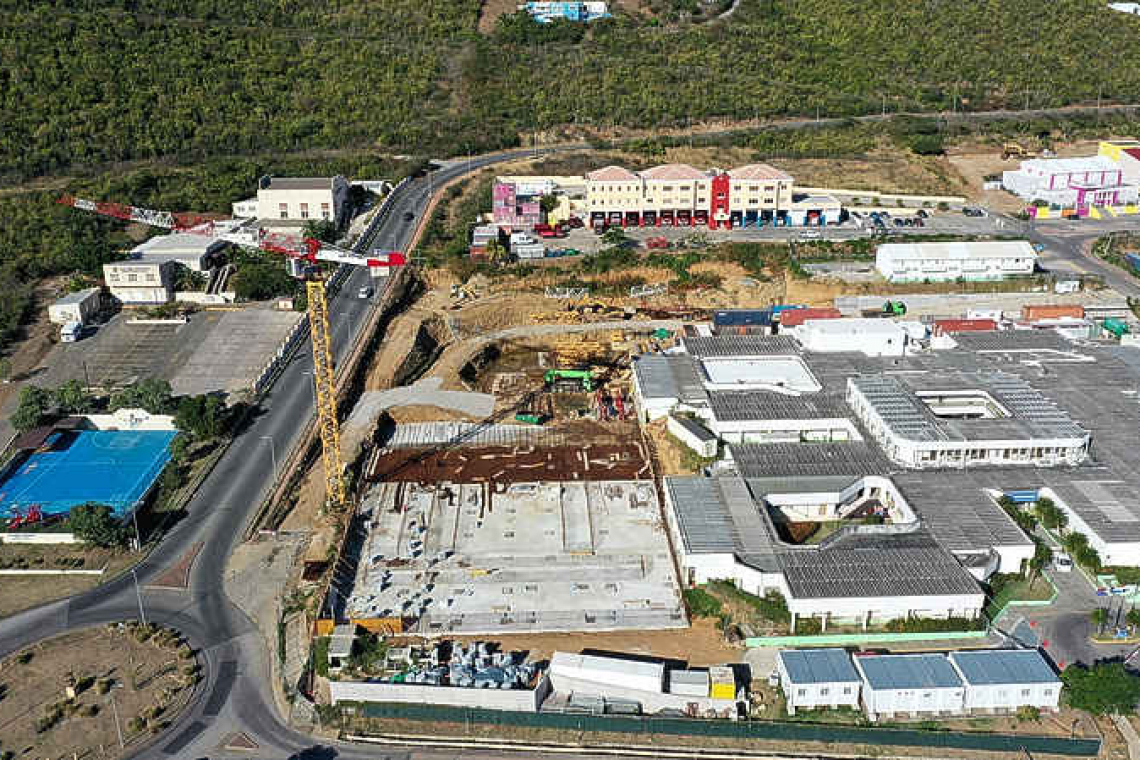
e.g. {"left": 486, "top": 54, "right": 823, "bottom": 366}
{"left": 0, "top": 148, "right": 569, "bottom": 759}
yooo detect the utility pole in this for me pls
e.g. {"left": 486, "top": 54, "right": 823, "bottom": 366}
{"left": 131, "top": 568, "right": 147, "bottom": 628}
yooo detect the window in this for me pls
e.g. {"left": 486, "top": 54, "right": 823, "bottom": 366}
{"left": 145, "top": 272, "right": 156, "bottom": 282}
{"left": 321, "top": 202, "right": 330, "bottom": 220}
{"left": 279, "top": 203, "right": 288, "bottom": 219}
{"left": 1043, "top": 689, "right": 1053, "bottom": 697}
{"left": 1021, "top": 688, "right": 1031, "bottom": 698}
{"left": 796, "top": 688, "right": 806, "bottom": 697}
{"left": 127, "top": 273, "right": 138, "bottom": 283}
{"left": 108, "top": 272, "right": 119, "bottom": 282}
{"left": 842, "top": 686, "right": 852, "bottom": 695}
{"left": 819, "top": 687, "right": 829, "bottom": 696}
{"left": 300, "top": 203, "right": 309, "bottom": 220}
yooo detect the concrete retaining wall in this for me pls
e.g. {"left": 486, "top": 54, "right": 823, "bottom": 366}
{"left": 330, "top": 673, "right": 550, "bottom": 712}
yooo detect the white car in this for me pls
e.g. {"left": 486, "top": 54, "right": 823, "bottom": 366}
{"left": 358, "top": 285, "right": 374, "bottom": 299}
{"left": 1053, "top": 552, "right": 1074, "bottom": 572}
{"left": 799, "top": 229, "right": 821, "bottom": 240}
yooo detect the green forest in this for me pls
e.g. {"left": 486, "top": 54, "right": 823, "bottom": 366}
{"left": 4, "top": 0, "right": 1140, "bottom": 181}
{"left": 2, "top": 0, "right": 1140, "bottom": 353}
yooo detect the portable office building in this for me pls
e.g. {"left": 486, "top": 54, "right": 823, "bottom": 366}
{"left": 853, "top": 653, "right": 964, "bottom": 720}
{"left": 777, "top": 649, "right": 862, "bottom": 715}
{"left": 948, "top": 650, "right": 1061, "bottom": 713}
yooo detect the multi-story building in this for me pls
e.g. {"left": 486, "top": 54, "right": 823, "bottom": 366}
{"left": 235, "top": 176, "right": 350, "bottom": 229}
{"left": 1002, "top": 155, "right": 1138, "bottom": 214}
{"left": 585, "top": 163, "right": 833, "bottom": 229}
{"left": 103, "top": 260, "right": 177, "bottom": 304}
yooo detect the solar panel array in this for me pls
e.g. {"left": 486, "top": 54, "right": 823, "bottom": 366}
{"left": 731, "top": 442, "right": 889, "bottom": 478}
{"left": 850, "top": 375, "right": 944, "bottom": 442}
{"left": 708, "top": 391, "right": 850, "bottom": 422}
{"left": 893, "top": 472, "right": 1031, "bottom": 551}
{"left": 778, "top": 532, "right": 981, "bottom": 599}
{"left": 683, "top": 334, "right": 798, "bottom": 358}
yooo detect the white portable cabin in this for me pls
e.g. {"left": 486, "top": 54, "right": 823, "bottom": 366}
{"left": 549, "top": 652, "right": 664, "bottom": 695}
{"left": 948, "top": 649, "right": 1061, "bottom": 713}
{"left": 777, "top": 648, "right": 862, "bottom": 715}
{"left": 852, "top": 653, "right": 964, "bottom": 720}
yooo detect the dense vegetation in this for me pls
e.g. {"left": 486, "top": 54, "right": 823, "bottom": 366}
{"left": 5, "top": 0, "right": 1140, "bottom": 182}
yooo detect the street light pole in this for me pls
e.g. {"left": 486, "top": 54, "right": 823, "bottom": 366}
{"left": 131, "top": 568, "right": 147, "bottom": 628}
{"left": 261, "top": 435, "right": 278, "bottom": 482}
{"left": 109, "top": 691, "right": 124, "bottom": 750}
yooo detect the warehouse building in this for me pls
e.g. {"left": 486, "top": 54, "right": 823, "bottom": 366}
{"left": 853, "top": 653, "right": 965, "bottom": 721}
{"left": 875, "top": 241, "right": 1039, "bottom": 283}
{"left": 777, "top": 649, "right": 862, "bottom": 715}
{"left": 949, "top": 650, "right": 1061, "bottom": 713}
{"left": 128, "top": 233, "right": 226, "bottom": 273}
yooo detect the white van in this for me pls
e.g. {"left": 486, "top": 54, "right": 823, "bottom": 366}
{"left": 60, "top": 321, "right": 83, "bottom": 343}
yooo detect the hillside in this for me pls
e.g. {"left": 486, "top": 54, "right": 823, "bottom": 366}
{"left": 3, "top": 0, "right": 1140, "bottom": 181}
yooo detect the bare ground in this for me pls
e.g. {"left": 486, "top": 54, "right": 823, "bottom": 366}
{"left": 0, "top": 546, "right": 143, "bottom": 618}
{"left": 0, "top": 623, "right": 197, "bottom": 759}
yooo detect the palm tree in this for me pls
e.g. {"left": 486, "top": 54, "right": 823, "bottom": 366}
{"left": 1091, "top": 607, "right": 1109, "bottom": 635}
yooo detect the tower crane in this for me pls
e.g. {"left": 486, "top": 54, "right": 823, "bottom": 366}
{"left": 58, "top": 194, "right": 406, "bottom": 507}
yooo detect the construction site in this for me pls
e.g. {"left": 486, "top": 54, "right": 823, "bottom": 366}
{"left": 336, "top": 477, "right": 684, "bottom": 636}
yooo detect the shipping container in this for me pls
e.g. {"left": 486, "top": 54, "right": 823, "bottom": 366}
{"left": 713, "top": 309, "right": 771, "bottom": 328}
{"left": 667, "top": 669, "right": 710, "bottom": 698}
{"left": 1021, "top": 304, "right": 1084, "bottom": 321}
{"left": 933, "top": 318, "right": 998, "bottom": 335}
{"left": 770, "top": 304, "right": 806, "bottom": 316}
{"left": 1127, "top": 253, "right": 1140, "bottom": 275}
{"left": 779, "top": 307, "right": 842, "bottom": 328}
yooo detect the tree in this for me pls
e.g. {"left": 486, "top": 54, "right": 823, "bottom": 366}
{"left": 69, "top": 503, "right": 127, "bottom": 548}
{"left": 1036, "top": 497, "right": 1068, "bottom": 532}
{"left": 302, "top": 220, "right": 338, "bottom": 244}
{"left": 1075, "top": 544, "right": 1102, "bottom": 572}
{"left": 111, "top": 378, "right": 172, "bottom": 415}
{"left": 1126, "top": 608, "right": 1140, "bottom": 633}
{"left": 1027, "top": 542, "right": 1053, "bottom": 585}
{"left": 174, "top": 394, "right": 228, "bottom": 440}
{"left": 1091, "top": 607, "right": 1109, "bottom": 635}
{"left": 1061, "top": 662, "right": 1140, "bottom": 715}
{"left": 10, "top": 385, "right": 50, "bottom": 433}
{"left": 601, "top": 226, "right": 627, "bottom": 246}
{"left": 52, "top": 379, "right": 92, "bottom": 415}
{"left": 539, "top": 193, "right": 559, "bottom": 216}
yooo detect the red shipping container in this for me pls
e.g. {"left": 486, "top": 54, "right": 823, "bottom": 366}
{"left": 1021, "top": 304, "right": 1084, "bottom": 321}
{"left": 779, "top": 307, "right": 842, "bottom": 328}
{"left": 933, "top": 318, "right": 997, "bottom": 335}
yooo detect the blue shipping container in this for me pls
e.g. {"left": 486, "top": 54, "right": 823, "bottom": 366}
{"left": 1126, "top": 253, "right": 1140, "bottom": 274}
{"left": 713, "top": 309, "right": 771, "bottom": 327}
{"left": 1004, "top": 490, "right": 1039, "bottom": 504}
{"left": 770, "top": 304, "right": 806, "bottom": 316}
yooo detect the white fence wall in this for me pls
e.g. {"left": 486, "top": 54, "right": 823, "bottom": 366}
{"left": 329, "top": 673, "right": 550, "bottom": 712}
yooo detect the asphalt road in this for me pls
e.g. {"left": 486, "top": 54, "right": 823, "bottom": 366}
{"left": 0, "top": 147, "right": 571, "bottom": 760}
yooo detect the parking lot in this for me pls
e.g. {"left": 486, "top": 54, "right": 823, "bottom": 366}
{"left": 32, "top": 306, "right": 303, "bottom": 398}
{"left": 548, "top": 209, "right": 1012, "bottom": 256}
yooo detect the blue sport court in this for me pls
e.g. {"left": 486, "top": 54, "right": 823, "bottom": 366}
{"left": 0, "top": 429, "right": 177, "bottom": 519}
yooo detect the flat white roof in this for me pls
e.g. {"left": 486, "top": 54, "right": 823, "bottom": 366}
{"left": 1021, "top": 155, "right": 1117, "bottom": 174}
{"left": 551, "top": 652, "right": 664, "bottom": 681}
{"left": 800, "top": 318, "right": 906, "bottom": 337}
{"left": 700, "top": 356, "right": 821, "bottom": 392}
{"left": 130, "top": 233, "right": 224, "bottom": 257}
{"left": 877, "top": 240, "right": 1037, "bottom": 261}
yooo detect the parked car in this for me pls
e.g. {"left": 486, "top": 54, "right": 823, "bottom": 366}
{"left": 893, "top": 218, "right": 904, "bottom": 227}
{"left": 962, "top": 206, "right": 985, "bottom": 217}
{"left": 403, "top": 211, "right": 415, "bottom": 221}
{"left": 914, "top": 218, "right": 925, "bottom": 227}
{"left": 916, "top": 209, "right": 929, "bottom": 218}
{"left": 564, "top": 217, "right": 584, "bottom": 229}
{"left": 1054, "top": 552, "right": 1074, "bottom": 572}
{"left": 358, "top": 285, "right": 374, "bottom": 299}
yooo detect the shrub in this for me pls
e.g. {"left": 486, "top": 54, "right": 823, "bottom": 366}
{"left": 683, "top": 587, "right": 723, "bottom": 618}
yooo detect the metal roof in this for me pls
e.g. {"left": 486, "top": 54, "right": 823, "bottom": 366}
{"left": 855, "top": 654, "right": 962, "bottom": 691}
{"left": 633, "top": 355, "right": 708, "bottom": 403}
{"left": 849, "top": 371, "right": 1088, "bottom": 444}
{"left": 779, "top": 648, "right": 861, "bottom": 685}
{"left": 263, "top": 176, "right": 335, "bottom": 190}
{"left": 731, "top": 442, "right": 889, "bottom": 479}
{"left": 949, "top": 650, "right": 1059, "bottom": 686}
{"left": 683, "top": 335, "right": 798, "bottom": 358}
{"left": 670, "top": 415, "right": 717, "bottom": 442}
{"left": 892, "top": 472, "right": 1032, "bottom": 552}
{"left": 708, "top": 391, "right": 849, "bottom": 422}
{"left": 52, "top": 287, "right": 100, "bottom": 306}
{"left": 778, "top": 532, "right": 982, "bottom": 600}
{"left": 876, "top": 240, "right": 1037, "bottom": 262}
{"left": 663, "top": 476, "right": 781, "bottom": 570}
